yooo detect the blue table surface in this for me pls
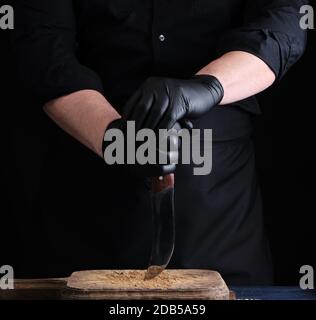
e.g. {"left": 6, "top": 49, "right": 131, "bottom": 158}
{"left": 230, "top": 286, "right": 316, "bottom": 300}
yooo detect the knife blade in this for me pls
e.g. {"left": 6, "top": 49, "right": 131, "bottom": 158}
{"left": 144, "top": 173, "right": 175, "bottom": 280}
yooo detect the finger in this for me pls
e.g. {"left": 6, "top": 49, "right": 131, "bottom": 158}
{"left": 179, "top": 119, "right": 194, "bottom": 130}
{"left": 157, "top": 98, "right": 185, "bottom": 130}
{"left": 122, "top": 90, "right": 142, "bottom": 121}
{"left": 143, "top": 93, "right": 170, "bottom": 131}
{"left": 130, "top": 93, "right": 154, "bottom": 131}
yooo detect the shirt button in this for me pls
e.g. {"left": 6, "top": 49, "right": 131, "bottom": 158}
{"left": 159, "top": 34, "right": 166, "bottom": 42}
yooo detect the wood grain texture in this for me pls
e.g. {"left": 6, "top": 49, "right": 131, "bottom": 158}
{"left": 64, "top": 269, "right": 230, "bottom": 300}
{"left": 0, "top": 278, "right": 66, "bottom": 300}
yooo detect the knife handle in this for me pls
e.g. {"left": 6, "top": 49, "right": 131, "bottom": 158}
{"left": 152, "top": 174, "right": 175, "bottom": 193}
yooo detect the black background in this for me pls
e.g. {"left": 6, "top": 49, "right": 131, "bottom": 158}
{"left": 0, "top": 2, "right": 315, "bottom": 285}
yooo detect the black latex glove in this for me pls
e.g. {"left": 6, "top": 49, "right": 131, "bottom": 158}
{"left": 122, "top": 75, "right": 224, "bottom": 131}
{"left": 102, "top": 119, "right": 182, "bottom": 177}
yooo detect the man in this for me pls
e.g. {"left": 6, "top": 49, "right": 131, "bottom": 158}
{"left": 9, "top": 0, "right": 307, "bottom": 284}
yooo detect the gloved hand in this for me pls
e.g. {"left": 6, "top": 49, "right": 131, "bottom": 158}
{"left": 122, "top": 75, "right": 224, "bottom": 131}
{"left": 102, "top": 119, "right": 182, "bottom": 177}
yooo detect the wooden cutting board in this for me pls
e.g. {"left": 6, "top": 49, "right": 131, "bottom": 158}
{"left": 63, "top": 269, "right": 230, "bottom": 300}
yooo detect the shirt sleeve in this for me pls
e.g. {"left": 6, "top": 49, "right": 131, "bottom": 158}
{"left": 10, "top": 0, "right": 104, "bottom": 105}
{"left": 216, "top": 0, "right": 308, "bottom": 80}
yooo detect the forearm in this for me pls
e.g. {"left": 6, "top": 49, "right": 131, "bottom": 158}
{"left": 43, "top": 51, "right": 275, "bottom": 157}
{"left": 197, "top": 51, "right": 276, "bottom": 105}
{"left": 44, "top": 90, "right": 120, "bottom": 157}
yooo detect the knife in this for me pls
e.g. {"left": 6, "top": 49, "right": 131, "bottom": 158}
{"left": 144, "top": 173, "right": 175, "bottom": 280}
{"left": 144, "top": 123, "right": 181, "bottom": 281}
{"left": 144, "top": 120, "right": 189, "bottom": 281}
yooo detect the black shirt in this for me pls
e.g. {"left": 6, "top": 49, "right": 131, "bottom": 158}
{"left": 7, "top": 0, "right": 307, "bottom": 284}
{"left": 11, "top": 0, "right": 307, "bottom": 109}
